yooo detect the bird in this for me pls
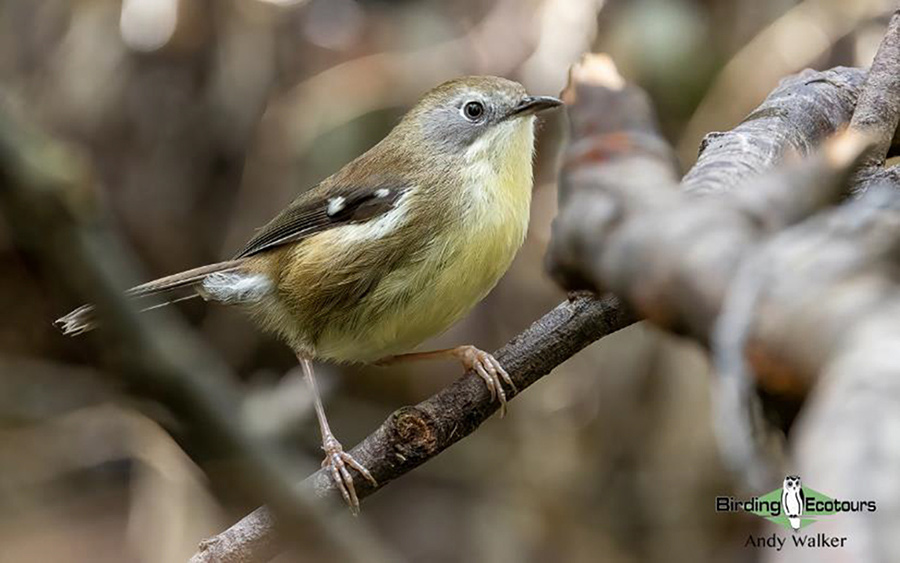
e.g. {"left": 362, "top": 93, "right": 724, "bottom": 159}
{"left": 56, "top": 76, "right": 562, "bottom": 512}
{"left": 782, "top": 474, "right": 804, "bottom": 531}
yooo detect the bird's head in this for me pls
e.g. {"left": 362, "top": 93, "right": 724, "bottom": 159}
{"left": 396, "top": 76, "right": 562, "bottom": 165}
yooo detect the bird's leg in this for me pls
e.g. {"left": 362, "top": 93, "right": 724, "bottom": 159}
{"left": 377, "top": 345, "right": 517, "bottom": 416}
{"left": 297, "top": 355, "right": 376, "bottom": 514}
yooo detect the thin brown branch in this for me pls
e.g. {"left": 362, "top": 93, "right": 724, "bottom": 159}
{"left": 191, "top": 293, "right": 636, "bottom": 562}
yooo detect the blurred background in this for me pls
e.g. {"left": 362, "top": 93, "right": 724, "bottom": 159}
{"left": 0, "top": 0, "right": 894, "bottom": 561}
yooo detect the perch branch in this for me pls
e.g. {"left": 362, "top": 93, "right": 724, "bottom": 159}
{"left": 191, "top": 293, "right": 635, "bottom": 562}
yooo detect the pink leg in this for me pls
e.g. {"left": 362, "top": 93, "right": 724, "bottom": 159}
{"left": 378, "top": 345, "right": 517, "bottom": 416}
{"left": 298, "top": 355, "right": 376, "bottom": 514}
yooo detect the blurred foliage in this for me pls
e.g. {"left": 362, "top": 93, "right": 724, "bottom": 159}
{"left": 0, "top": 0, "right": 893, "bottom": 561}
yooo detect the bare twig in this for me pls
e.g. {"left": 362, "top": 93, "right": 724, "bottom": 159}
{"left": 191, "top": 293, "right": 636, "bottom": 562}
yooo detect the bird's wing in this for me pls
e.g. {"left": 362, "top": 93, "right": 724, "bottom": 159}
{"left": 235, "top": 182, "right": 409, "bottom": 258}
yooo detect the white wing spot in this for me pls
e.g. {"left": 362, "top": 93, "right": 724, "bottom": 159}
{"left": 327, "top": 196, "right": 346, "bottom": 217}
{"left": 375, "top": 188, "right": 390, "bottom": 198}
{"left": 335, "top": 189, "right": 411, "bottom": 242}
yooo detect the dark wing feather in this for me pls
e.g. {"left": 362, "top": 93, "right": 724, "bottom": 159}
{"left": 235, "top": 183, "right": 409, "bottom": 258}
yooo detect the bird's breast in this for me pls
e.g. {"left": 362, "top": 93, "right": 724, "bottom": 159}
{"left": 271, "top": 118, "right": 537, "bottom": 363}
{"left": 322, "top": 122, "right": 535, "bottom": 361}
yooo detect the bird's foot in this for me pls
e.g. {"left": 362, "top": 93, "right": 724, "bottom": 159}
{"left": 452, "top": 345, "right": 517, "bottom": 417}
{"left": 321, "top": 435, "right": 377, "bottom": 515}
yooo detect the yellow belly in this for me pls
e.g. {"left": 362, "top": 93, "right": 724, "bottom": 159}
{"left": 315, "top": 206, "right": 528, "bottom": 362}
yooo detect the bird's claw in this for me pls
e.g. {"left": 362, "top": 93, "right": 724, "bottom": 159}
{"left": 321, "top": 436, "right": 376, "bottom": 515}
{"left": 454, "top": 346, "right": 517, "bottom": 417}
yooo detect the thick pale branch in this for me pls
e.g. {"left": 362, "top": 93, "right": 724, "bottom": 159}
{"left": 849, "top": 10, "right": 900, "bottom": 166}
{"left": 548, "top": 58, "right": 868, "bottom": 342}
{"left": 730, "top": 190, "right": 900, "bottom": 563}
{"left": 548, "top": 21, "right": 900, "bottom": 562}
{"left": 682, "top": 67, "right": 866, "bottom": 196}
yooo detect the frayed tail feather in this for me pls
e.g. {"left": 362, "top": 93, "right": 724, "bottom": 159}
{"left": 54, "top": 294, "right": 203, "bottom": 336}
{"left": 54, "top": 259, "right": 246, "bottom": 336}
{"left": 55, "top": 304, "right": 97, "bottom": 336}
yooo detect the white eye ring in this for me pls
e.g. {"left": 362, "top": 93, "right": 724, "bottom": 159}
{"left": 461, "top": 100, "right": 485, "bottom": 122}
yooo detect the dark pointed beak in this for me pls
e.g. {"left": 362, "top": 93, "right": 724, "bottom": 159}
{"left": 508, "top": 95, "right": 563, "bottom": 118}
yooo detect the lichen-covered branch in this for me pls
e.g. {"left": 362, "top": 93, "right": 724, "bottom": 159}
{"left": 849, "top": 10, "right": 900, "bottom": 167}
{"left": 547, "top": 16, "right": 900, "bottom": 563}
{"left": 548, "top": 57, "right": 869, "bottom": 342}
{"left": 682, "top": 66, "right": 868, "bottom": 196}
{"left": 730, "top": 187, "right": 900, "bottom": 563}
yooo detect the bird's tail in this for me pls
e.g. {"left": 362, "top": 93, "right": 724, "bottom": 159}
{"left": 55, "top": 259, "right": 246, "bottom": 336}
{"left": 788, "top": 516, "right": 801, "bottom": 531}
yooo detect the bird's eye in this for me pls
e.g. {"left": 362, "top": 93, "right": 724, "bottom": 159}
{"left": 462, "top": 100, "right": 485, "bottom": 122}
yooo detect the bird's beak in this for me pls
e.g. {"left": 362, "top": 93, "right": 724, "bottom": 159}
{"left": 507, "top": 95, "right": 563, "bottom": 119}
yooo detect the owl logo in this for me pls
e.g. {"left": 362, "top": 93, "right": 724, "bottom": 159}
{"left": 781, "top": 475, "right": 804, "bottom": 531}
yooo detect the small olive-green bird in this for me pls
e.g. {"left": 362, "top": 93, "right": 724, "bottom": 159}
{"left": 57, "top": 76, "right": 562, "bottom": 511}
